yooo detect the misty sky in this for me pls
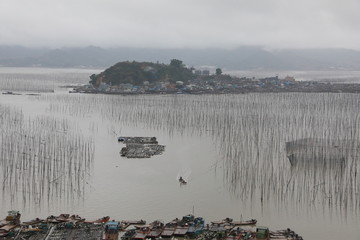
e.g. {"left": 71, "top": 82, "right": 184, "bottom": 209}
{"left": 1, "top": 0, "right": 360, "bottom": 49}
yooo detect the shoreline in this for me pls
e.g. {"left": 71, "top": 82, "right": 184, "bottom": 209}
{"left": 0, "top": 212, "right": 303, "bottom": 240}
{"left": 73, "top": 81, "right": 360, "bottom": 95}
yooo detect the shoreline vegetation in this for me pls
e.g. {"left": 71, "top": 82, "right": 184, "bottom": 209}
{"left": 72, "top": 59, "right": 360, "bottom": 95}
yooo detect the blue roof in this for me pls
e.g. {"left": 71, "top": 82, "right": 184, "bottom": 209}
{"left": 106, "top": 221, "right": 120, "bottom": 225}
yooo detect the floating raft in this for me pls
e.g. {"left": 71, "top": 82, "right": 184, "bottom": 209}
{"left": 118, "top": 137, "right": 158, "bottom": 144}
{"left": 118, "top": 137, "right": 165, "bottom": 158}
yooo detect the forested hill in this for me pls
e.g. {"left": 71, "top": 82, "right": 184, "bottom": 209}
{"left": 89, "top": 60, "right": 194, "bottom": 86}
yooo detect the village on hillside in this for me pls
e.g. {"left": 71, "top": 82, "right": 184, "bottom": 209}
{"left": 72, "top": 60, "right": 360, "bottom": 95}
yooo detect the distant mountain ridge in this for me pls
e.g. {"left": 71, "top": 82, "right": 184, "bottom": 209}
{"left": 1, "top": 45, "right": 360, "bottom": 70}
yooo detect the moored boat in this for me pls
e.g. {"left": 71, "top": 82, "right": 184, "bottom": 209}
{"left": 120, "top": 219, "right": 146, "bottom": 230}
{"left": 132, "top": 226, "right": 151, "bottom": 240}
{"left": 173, "top": 225, "right": 189, "bottom": 236}
{"left": 161, "top": 219, "right": 178, "bottom": 238}
{"left": 211, "top": 217, "right": 233, "bottom": 225}
{"left": 179, "top": 176, "right": 187, "bottom": 184}
{"left": 121, "top": 220, "right": 146, "bottom": 225}
{"left": 86, "top": 216, "right": 110, "bottom": 224}
{"left": 69, "top": 214, "right": 85, "bottom": 223}
{"left": 146, "top": 228, "right": 163, "bottom": 238}
{"left": 121, "top": 229, "right": 136, "bottom": 240}
{"left": 232, "top": 219, "right": 257, "bottom": 226}
{"left": 22, "top": 218, "right": 43, "bottom": 225}
{"left": 255, "top": 227, "right": 270, "bottom": 240}
{"left": 0, "top": 210, "right": 21, "bottom": 237}
{"left": 187, "top": 217, "right": 205, "bottom": 237}
{"left": 161, "top": 226, "right": 176, "bottom": 238}
{"left": 56, "top": 213, "right": 70, "bottom": 222}
{"left": 103, "top": 221, "right": 121, "bottom": 240}
{"left": 146, "top": 220, "right": 164, "bottom": 238}
{"left": 225, "top": 227, "right": 254, "bottom": 240}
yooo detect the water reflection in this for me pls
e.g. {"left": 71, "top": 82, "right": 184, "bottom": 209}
{"left": 284, "top": 139, "right": 360, "bottom": 214}
{"left": 38, "top": 93, "right": 360, "bottom": 216}
{"left": 0, "top": 104, "right": 94, "bottom": 209}
{"left": 0, "top": 67, "right": 97, "bottom": 92}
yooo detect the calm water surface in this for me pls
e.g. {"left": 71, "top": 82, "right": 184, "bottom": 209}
{"left": 0, "top": 68, "right": 359, "bottom": 240}
{"left": 228, "top": 69, "right": 360, "bottom": 83}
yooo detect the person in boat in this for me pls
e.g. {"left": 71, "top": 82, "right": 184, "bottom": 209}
{"left": 179, "top": 176, "right": 187, "bottom": 184}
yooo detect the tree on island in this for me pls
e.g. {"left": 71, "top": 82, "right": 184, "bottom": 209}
{"left": 170, "top": 59, "right": 184, "bottom": 68}
{"left": 89, "top": 59, "right": 194, "bottom": 87}
{"left": 216, "top": 68, "right": 222, "bottom": 75}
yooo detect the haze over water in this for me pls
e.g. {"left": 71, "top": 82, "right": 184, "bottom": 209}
{"left": 0, "top": 68, "right": 360, "bottom": 239}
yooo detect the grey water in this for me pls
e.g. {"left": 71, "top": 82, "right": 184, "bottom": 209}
{"left": 229, "top": 69, "right": 360, "bottom": 83}
{"left": 1, "top": 68, "right": 360, "bottom": 240}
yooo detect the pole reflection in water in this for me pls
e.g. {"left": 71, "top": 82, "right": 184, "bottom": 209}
{"left": 42, "top": 93, "right": 360, "bottom": 217}
{"left": 0, "top": 104, "right": 94, "bottom": 210}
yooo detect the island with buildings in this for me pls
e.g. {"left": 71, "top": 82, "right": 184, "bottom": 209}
{"left": 73, "top": 60, "right": 360, "bottom": 94}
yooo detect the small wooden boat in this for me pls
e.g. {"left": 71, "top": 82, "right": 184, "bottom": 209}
{"left": 1, "top": 210, "right": 21, "bottom": 226}
{"left": 225, "top": 228, "right": 253, "bottom": 240}
{"left": 47, "top": 218, "right": 61, "bottom": 223}
{"left": 57, "top": 214, "right": 70, "bottom": 222}
{"left": 121, "top": 219, "right": 146, "bottom": 225}
{"left": 86, "top": 216, "right": 110, "bottom": 224}
{"left": 211, "top": 218, "right": 233, "bottom": 224}
{"left": 0, "top": 220, "right": 10, "bottom": 228}
{"left": 0, "top": 224, "right": 17, "bottom": 232}
{"left": 187, "top": 217, "right": 205, "bottom": 237}
{"left": 119, "top": 222, "right": 131, "bottom": 230}
{"left": 161, "top": 220, "right": 178, "bottom": 238}
{"left": 209, "top": 223, "right": 232, "bottom": 232}
{"left": 121, "top": 229, "right": 136, "bottom": 240}
{"left": 120, "top": 220, "right": 146, "bottom": 231}
{"left": 161, "top": 227, "right": 176, "bottom": 237}
{"left": 68, "top": 214, "right": 85, "bottom": 223}
{"left": 179, "top": 176, "right": 187, "bottom": 184}
{"left": 22, "top": 218, "right": 43, "bottom": 225}
{"left": 132, "top": 226, "right": 150, "bottom": 240}
{"left": 146, "top": 220, "right": 164, "bottom": 238}
{"left": 232, "top": 219, "right": 257, "bottom": 226}
{"left": 0, "top": 211, "right": 21, "bottom": 237}
{"left": 173, "top": 225, "right": 189, "bottom": 236}
{"left": 46, "top": 214, "right": 71, "bottom": 223}
{"left": 146, "top": 228, "right": 163, "bottom": 238}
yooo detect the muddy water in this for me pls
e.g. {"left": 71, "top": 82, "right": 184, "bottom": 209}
{"left": 0, "top": 68, "right": 359, "bottom": 240}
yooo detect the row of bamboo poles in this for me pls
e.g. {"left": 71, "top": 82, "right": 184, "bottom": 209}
{"left": 41, "top": 93, "right": 360, "bottom": 215}
{"left": 0, "top": 103, "right": 94, "bottom": 209}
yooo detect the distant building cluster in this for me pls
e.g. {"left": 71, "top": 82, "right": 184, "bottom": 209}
{"left": 194, "top": 70, "right": 210, "bottom": 76}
